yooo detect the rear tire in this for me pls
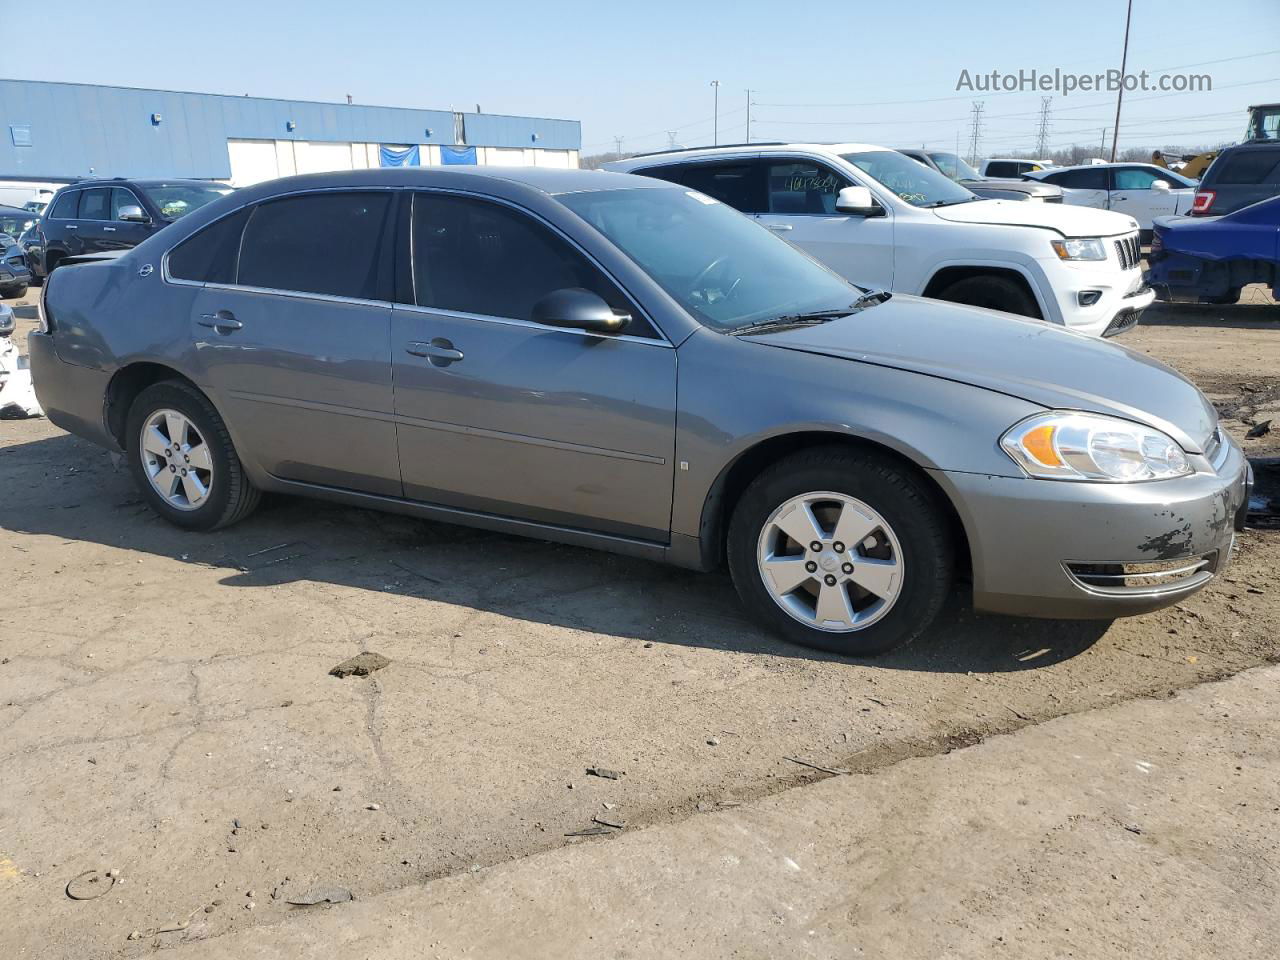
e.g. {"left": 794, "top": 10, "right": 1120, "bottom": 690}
{"left": 938, "top": 274, "right": 1042, "bottom": 319}
{"left": 1, "top": 284, "right": 28, "bottom": 300}
{"left": 726, "top": 446, "right": 954, "bottom": 657}
{"left": 126, "top": 380, "right": 260, "bottom": 531}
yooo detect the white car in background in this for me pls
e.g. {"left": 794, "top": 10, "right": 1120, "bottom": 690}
{"left": 1023, "top": 163, "right": 1198, "bottom": 239}
{"left": 606, "top": 143, "right": 1152, "bottom": 338}
{"left": 980, "top": 158, "right": 1056, "bottom": 178}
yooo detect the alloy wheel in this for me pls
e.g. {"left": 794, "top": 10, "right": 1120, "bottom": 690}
{"left": 139, "top": 408, "right": 214, "bottom": 511}
{"left": 756, "top": 491, "right": 904, "bottom": 632}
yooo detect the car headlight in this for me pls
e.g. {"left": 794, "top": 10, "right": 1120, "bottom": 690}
{"left": 1000, "top": 412, "right": 1192, "bottom": 482}
{"left": 1050, "top": 238, "right": 1107, "bottom": 261}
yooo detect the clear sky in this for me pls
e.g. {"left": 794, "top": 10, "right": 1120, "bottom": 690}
{"left": 10, "top": 0, "right": 1278, "bottom": 157}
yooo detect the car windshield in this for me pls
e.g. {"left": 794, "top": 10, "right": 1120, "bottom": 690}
{"left": 139, "top": 183, "right": 233, "bottom": 221}
{"left": 840, "top": 150, "right": 977, "bottom": 207}
{"left": 559, "top": 187, "right": 862, "bottom": 331}
{"left": 928, "top": 151, "right": 983, "bottom": 181}
{"left": 0, "top": 214, "right": 36, "bottom": 236}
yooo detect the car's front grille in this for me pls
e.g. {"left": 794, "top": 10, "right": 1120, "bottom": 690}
{"left": 1065, "top": 553, "right": 1218, "bottom": 596}
{"left": 1114, "top": 234, "right": 1142, "bottom": 270}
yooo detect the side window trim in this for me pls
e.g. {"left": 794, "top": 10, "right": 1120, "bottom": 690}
{"left": 405, "top": 188, "right": 670, "bottom": 345}
{"left": 162, "top": 187, "right": 399, "bottom": 305}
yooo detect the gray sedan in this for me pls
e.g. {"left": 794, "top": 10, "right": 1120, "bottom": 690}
{"left": 29, "top": 167, "right": 1250, "bottom": 656}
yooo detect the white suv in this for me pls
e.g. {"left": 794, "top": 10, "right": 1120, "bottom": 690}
{"left": 606, "top": 144, "right": 1152, "bottom": 338}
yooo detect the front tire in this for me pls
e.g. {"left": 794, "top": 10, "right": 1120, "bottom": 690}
{"left": 1, "top": 284, "right": 27, "bottom": 300}
{"left": 727, "top": 447, "right": 954, "bottom": 657}
{"left": 938, "top": 274, "right": 1042, "bottom": 319}
{"left": 126, "top": 380, "right": 260, "bottom": 531}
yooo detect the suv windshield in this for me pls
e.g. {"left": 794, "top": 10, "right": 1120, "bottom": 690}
{"left": 559, "top": 187, "right": 861, "bottom": 331}
{"left": 840, "top": 150, "right": 976, "bottom": 207}
{"left": 139, "top": 183, "right": 233, "bottom": 221}
{"left": 928, "top": 152, "right": 983, "bottom": 181}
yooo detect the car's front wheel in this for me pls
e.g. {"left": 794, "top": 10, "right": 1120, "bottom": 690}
{"left": 126, "top": 380, "right": 260, "bottom": 531}
{"left": 938, "top": 274, "right": 1041, "bottom": 319}
{"left": 727, "top": 447, "right": 954, "bottom": 657}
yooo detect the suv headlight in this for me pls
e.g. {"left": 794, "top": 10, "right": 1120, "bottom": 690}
{"left": 1001, "top": 412, "right": 1192, "bottom": 482}
{"left": 1051, "top": 238, "right": 1107, "bottom": 261}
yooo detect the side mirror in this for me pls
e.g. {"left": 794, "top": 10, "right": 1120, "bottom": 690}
{"left": 1150, "top": 180, "right": 1172, "bottom": 193}
{"left": 834, "top": 186, "right": 883, "bottom": 217}
{"left": 117, "top": 204, "right": 150, "bottom": 223}
{"left": 531, "top": 288, "right": 631, "bottom": 334}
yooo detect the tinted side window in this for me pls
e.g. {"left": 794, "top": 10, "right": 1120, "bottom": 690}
{"left": 238, "top": 192, "right": 392, "bottom": 299}
{"left": 766, "top": 160, "right": 851, "bottom": 214}
{"left": 1049, "top": 168, "right": 1108, "bottom": 190}
{"left": 167, "top": 208, "right": 250, "bottom": 284}
{"left": 411, "top": 193, "right": 653, "bottom": 337}
{"left": 985, "top": 161, "right": 1018, "bottom": 177}
{"left": 1113, "top": 167, "right": 1160, "bottom": 190}
{"left": 110, "top": 187, "right": 146, "bottom": 220}
{"left": 1211, "top": 149, "right": 1280, "bottom": 185}
{"left": 642, "top": 162, "right": 765, "bottom": 213}
{"left": 50, "top": 191, "right": 79, "bottom": 219}
{"left": 79, "top": 188, "right": 111, "bottom": 221}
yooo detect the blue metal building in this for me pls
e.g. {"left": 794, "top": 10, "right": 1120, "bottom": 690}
{"left": 0, "top": 79, "right": 581, "bottom": 183}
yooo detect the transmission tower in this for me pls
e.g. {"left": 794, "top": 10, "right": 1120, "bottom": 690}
{"left": 613, "top": 135, "right": 624, "bottom": 157}
{"left": 666, "top": 131, "right": 679, "bottom": 148}
{"left": 966, "top": 102, "right": 985, "bottom": 166}
{"left": 1035, "top": 97, "right": 1052, "bottom": 157}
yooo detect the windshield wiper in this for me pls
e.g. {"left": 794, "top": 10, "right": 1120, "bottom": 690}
{"left": 924, "top": 196, "right": 983, "bottom": 208}
{"left": 728, "top": 294, "right": 891, "bottom": 336}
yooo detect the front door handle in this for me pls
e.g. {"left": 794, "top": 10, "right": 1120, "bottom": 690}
{"left": 103, "top": 226, "right": 117, "bottom": 232}
{"left": 407, "top": 339, "right": 464, "bottom": 366}
{"left": 766, "top": 223, "right": 793, "bottom": 231}
{"left": 197, "top": 310, "right": 243, "bottom": 333}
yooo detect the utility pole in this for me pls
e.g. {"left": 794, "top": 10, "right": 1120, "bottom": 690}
{"left": 1035, "top": 96, "right": 1052, "bottom": 157}
{"left": 613, "top": 135, "right": 624, "bottom": 157}
{"left": 666, "top": 131, "right": 678, "bottom": 149}
{"left": 1100, "top": 126, "right": 1108, "bottom": 157}
{"left": 966, "top": 101, "right": 985, "bottom": 166}
{"left": 1110, "top": 0, "right": 1133, "bottom": 162}
{"left": 710, "top": 80, "right": 721, "bottom": 145}
{"left": 745, "top": 88, "right": 753, "bottom": 142}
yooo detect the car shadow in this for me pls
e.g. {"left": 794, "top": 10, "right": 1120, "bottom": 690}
{"left": 1140, "top": 302, "right": 1279, "bottom": 330}
{"left": 5, "top": 432, "right": 1109, "bottom": 674}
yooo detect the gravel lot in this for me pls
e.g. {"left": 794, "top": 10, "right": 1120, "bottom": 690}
{"left": 1, "top": 288, "right": 1277, "bottom": 957}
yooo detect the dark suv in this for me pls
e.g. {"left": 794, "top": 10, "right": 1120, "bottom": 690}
{"left": 30, "top": 179, "right": 232, "bottom": 279}
{"left": 1191, "top": 143, "right": 1280, "bottom": 217}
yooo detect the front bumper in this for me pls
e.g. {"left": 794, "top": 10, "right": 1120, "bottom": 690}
{"left": 933, "top": 430, "right": 1249, "bottom": 619}
{"left": 1041, "top": 256, "right": 1154, "bottom": 338}
{"left": 0, "top": 260, "right": 31, "bottom": 291}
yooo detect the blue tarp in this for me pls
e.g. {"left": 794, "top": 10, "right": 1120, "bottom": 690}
{"left": 439, "top": 145, "right": 478, "bottom": 165}
{"left": 379, "top": 144, "right": 420, "bottom": 167}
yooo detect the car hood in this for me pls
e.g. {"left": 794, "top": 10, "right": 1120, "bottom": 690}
{"left": 746, "top": 294, "right": 1217, "bottom": 453}
{"left": 961, "top": 178, "right": 1062, "bottom": 198}
{"left": 932, "top": 198, "right": 1140, "bottom": 238}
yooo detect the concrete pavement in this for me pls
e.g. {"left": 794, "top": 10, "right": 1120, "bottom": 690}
{"left": 169, "top": 665, "right": 1280, "bottom": 960}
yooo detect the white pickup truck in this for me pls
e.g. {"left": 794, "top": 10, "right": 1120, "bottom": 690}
{"left": 607, "top": 143, "right": 1152, "bottom": 338}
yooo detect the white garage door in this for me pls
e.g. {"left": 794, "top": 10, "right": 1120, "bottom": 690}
{"left": 295, "top": 142, "right": 356, "bottom": 175}
{"left": 227, "top": 140, "right": 281, "bottom": 187}
{"left": 533, "top": 150, "right": 571, "bottom": 169}
{"left": 487, "top": 148, "right": 527, "bottom": 167}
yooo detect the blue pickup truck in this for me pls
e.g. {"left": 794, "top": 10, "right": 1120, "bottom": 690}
{"left": 1147, "top": 195, "right": 1279, "bottom": 305}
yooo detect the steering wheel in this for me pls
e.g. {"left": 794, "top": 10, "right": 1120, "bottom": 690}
{"left": 690, "top": 255, "right": 743, "bottom": 305}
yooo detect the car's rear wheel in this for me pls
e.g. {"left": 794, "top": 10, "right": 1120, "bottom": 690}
{"left": 727, "top": 447, "right": 953, "bottom": 657}
{"left": 0, "top": 284, "right": 26, "bottom": 300}
{"left": 938, "top": 274, "right": 1041, "bottom": 319}
{"left": 126, "top": 380, "right": 260, "bottom": 530}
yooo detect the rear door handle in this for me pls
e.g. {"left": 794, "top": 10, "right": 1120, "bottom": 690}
{"left": 197, "top": 310, "right": 243, "bottom": 333}
{"left": 103, "top": 226, "right": 116, "bottom": 232}
{"left": 765, "top": 223, "right": 793, "bottom": 232}
{"left": 406, "top": 339, "right": 464, "bottom": 366}
{"left": 65, "top": 224, "right": 78, "bottom": 229}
